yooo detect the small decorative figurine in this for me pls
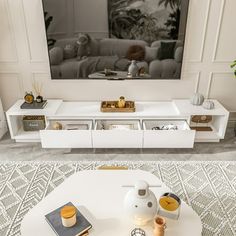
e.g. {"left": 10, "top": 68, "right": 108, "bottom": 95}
{"left": 24, "top": 92, "right": 34, "bottom": 104}
{"left": 118, "top": 96, "right": 126, "bottom": 108}
{"left": 60, "top": 205, "right": 77, "bottom": 228}
{"left": 190, "top": 93, "right": 205, "bottom": 106}
{"left": 153, "top": 216, "right": 166, "bottom": 236}
{"left": 128, "top": 60, "right": 139, "bottom": 77}
{"left": 124, "top": 180, "right": 158, "bottom": 226}
{"left": 53, "top": 122, "right": 63, "bottom": 130}
{"left": 32, "top": 81, "right": 43, "bottom": 103}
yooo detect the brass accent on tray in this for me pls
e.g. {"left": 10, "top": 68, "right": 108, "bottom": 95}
{"left": 191, "top": 115, "right": 213, "bottom": 123}
{"left": 101, "top": 101, "right": 135, "bottom": 112}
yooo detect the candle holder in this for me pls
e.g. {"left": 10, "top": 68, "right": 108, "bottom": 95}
{"left": 60, "top": 205, "right": 77, "bottom": 228}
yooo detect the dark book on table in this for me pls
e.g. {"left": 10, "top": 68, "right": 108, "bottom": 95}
{"left": 20, "top": 100, "right": 47, "bottom": 109}
{"left": 45, "top": 202, "right": 92, "bottom": 236}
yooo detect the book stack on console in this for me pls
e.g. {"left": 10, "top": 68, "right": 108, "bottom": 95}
{"left": 45, "top": 202, "right": 92, "bottom": 236}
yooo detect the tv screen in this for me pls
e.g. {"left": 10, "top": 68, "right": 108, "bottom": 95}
{"left": 42, "top": 0, "right": 190, "bottom": 80}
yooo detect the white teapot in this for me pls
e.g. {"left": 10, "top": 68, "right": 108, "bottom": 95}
{"left": 124, "top": 180, "right": 158, "bottom": 226}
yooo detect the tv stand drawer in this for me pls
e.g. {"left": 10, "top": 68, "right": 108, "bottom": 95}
{"left": 92, "top": 119, "right": 143, "bottom": 148}
{"left": 40, "top": 120, "right": 92, "bottom": 148}
{"left": 143, "top": 120, "right": 196, "bottom": 148}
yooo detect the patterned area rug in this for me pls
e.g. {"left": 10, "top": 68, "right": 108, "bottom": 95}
{"left": 0, "top": 161, "right": 235, "bottom": 236}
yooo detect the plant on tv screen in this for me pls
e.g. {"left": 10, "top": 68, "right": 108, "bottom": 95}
{"left": 231, "top": 60, "right": 236, "bottom": 78}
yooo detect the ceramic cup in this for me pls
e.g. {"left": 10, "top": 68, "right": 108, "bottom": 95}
{"left": 153, "top": 216, "right": 166, "bottom": 236}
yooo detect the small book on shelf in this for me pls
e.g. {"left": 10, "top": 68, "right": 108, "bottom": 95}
{"left": 45, "top": 202, "right": 92, "bottom": 236}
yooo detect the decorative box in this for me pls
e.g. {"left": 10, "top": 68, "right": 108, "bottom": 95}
{"left": 23, "top": 116, "right": 46, "bottom": 131}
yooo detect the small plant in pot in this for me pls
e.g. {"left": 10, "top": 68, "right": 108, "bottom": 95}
{"left": 231, "top": 60, "right": 236, "bottom": 78}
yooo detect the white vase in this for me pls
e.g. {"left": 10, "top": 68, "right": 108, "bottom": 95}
{"left": 128, "top": 60, "right": 139, "bottom": 77}
{"left": 124, "top": 180, "right": 157, "bottom": 226}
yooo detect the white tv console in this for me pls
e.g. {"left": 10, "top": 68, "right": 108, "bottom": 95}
{"left": 6, "top": 99, "right": 229, "bottom": 148}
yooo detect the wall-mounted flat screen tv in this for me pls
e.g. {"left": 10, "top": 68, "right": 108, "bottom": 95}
{"left": 42, "top": 0, "right": 190, "bottom": 80}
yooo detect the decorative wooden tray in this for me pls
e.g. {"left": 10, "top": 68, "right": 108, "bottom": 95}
{"left": 191, "top": 127, "right": 213, "bottom": 131}
{"left": 191, "top": 115, "right": 213, "bottom": 123}
{"left": 101, "top": 101, "right": 135, "bottom": 112}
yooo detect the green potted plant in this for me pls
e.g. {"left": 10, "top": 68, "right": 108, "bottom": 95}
{"left": 231, "top": 60, "right": 236, "bottom": 78}
{"left": 44, "top": 11, "right": 56, "bottom": 47}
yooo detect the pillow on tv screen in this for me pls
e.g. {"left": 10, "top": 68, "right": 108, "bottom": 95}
{"left": 174, "top": 46, "right": 184, "bottom": 62}
{"left": 158, "top": 41, "right": 176, "bottom": 60}
{"left": 126, "top": 45, "right": 145, "bottom": 61}
{"left": 63, "top": 44, "right": 77, "bottom": 59}
{"left": 49, "top": 47, "right": 63, "bottom": 65}
{"left": 145, "top": 46, "right": 159, "bottom": 62}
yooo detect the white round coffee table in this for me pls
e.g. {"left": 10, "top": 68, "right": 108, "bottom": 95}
{"left": 88, "top": 71, "right": 151, "bottom": 79}
{"left": 21, "top": 170, "right": 202, "bottom": 236}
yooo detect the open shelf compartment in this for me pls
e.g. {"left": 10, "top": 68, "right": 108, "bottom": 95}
{"left": 189, "top": 115, "right": 225, "bottom": 142}
{"left": 7, "top": 115, "right": 44, "bottom": 142}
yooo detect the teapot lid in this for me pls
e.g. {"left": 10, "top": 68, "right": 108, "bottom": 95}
{"left": 134, "top": 180, "right": 149, "bottom": 198}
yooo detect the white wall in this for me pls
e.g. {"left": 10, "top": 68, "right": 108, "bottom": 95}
{"left": 44, "top": 0, "right": 109, "bottom": 39}
{"left": 0, "top": 0, "right": 236, "bottom": 112}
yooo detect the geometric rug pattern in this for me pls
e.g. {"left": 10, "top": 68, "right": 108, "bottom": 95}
{"left": 0, "top": 161, "right": 235, "bottom": 236}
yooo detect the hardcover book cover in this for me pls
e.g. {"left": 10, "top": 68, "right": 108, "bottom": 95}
{"left": 45, "top": 202, "right": 92, "bottom": 236}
